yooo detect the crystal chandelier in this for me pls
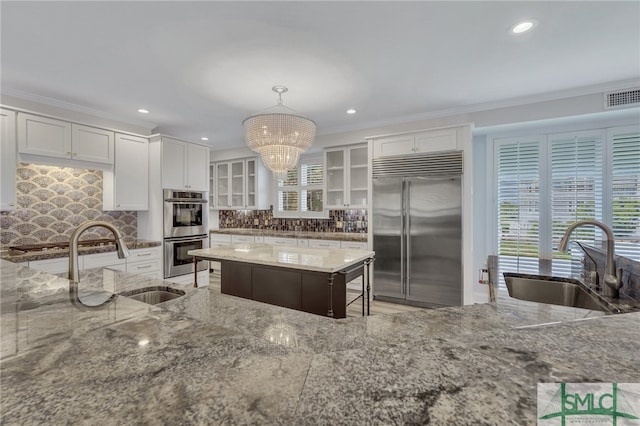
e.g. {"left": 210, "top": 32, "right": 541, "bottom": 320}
{"left": 243, "top": 86, "right": 316, "bottom": 175}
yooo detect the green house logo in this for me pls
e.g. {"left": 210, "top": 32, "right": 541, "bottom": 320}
{"left": 538, "top": 383, "right": 640, "bottom": 425}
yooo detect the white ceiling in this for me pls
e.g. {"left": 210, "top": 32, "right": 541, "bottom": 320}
{"left": 2, "top": 1, "right": 639, "bottom": 150}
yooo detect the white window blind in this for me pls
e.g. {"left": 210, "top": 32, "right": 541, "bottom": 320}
{"left": 275, "top": 156, "right": 325, "bottom": 218}
{"left": 611, "top": 128, "right": 640, "bottom": 260}
{"left": 496, "top": 139, "right": 540, "bottom": 258}
{"left": 550, "top": 131, "right": 604, "bottom": 254}
{"left": 494, "top": 125, "right": 640, "bottom": 266}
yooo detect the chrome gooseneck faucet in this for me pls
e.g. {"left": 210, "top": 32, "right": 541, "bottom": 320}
{"left": 558, "top": 220, "right": 622, "bottom": 298}
{"left": 68, "top": 220, "right": 130, "bottom": 282}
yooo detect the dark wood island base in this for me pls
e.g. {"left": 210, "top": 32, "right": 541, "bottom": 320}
{"left": 220, "top": 260, "right": 369, "bottom": 319}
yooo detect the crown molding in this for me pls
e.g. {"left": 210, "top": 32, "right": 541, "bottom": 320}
{"left": 1, "top": 87, "right": 158, "bottom": 130}
{"left": 318, "top": 78, "right": 640, "bottom": 136}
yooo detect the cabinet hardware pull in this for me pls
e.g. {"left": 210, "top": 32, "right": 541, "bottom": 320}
{"left": 137, "top": 265, "right": 152, "bottom": 269}
{"left": 137, "top": 253, "right": 152, "bottom": 257}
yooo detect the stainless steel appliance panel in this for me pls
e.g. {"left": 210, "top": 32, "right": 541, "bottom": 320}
{"left": 406, "top": 177, "right": 462, "bottom": 306}
{"left": 163, "top": 189, "right": 208, "bottom": 238}
{"left": 164, "top": 235, "right": 209, "bottom": 278}
{"left": 372, "top": 177, "right": 404, "bottom": 299}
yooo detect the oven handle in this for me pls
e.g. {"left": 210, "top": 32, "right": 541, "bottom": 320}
{"left": 164, "top": 199, "right": 208, "bottom": 204}
{"left": 164, "top": 235, "right": 208, "bottom": 243}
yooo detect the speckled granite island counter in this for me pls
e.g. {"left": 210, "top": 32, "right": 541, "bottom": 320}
{"left": 1, "top": 259, "right": 639, "bottom": 425}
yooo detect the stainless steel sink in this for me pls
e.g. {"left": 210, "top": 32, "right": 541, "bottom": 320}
{"left": 119, "top": 286, "right": 185, "bottom": 305}
{"left": 503, "top": 273, "right": 620, "bottom": 313}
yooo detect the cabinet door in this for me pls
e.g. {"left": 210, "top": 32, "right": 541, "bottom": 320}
{"left": 162, "top": 138, "right": 187, "bottom": 189}
{"left": 216, "top": 163, "right": 230, "bottom": 208}
{"left": 71, "top": 124, "right": 114, "bottom": 165}
{"left": 348, "top": 145, "right": 368, "bottom": 208}
{"left": 245, "top": 159, "right": 257, "bottom": 208}
{"left": 186, "top": 143, "right": 209, "bottom": 191}
{"left": 372, "top": 134, "right": 415, "bottom": 158}
{"left": 325, "top": 149, "right": 346, "bottom": 208}
{"left": 230, "top": 160, "right": 245, "bottom": 208}
{"left": 1, "top": 109, "right": 17, "bottom": 211}
{"left": 17, "top": 113, "right": 72, "bottom": 159}
{"left": 414, "top": 128, "right": 458, "bottom": 153}
{"left": 112, "top": 134, "right": 148, "bottom": 210}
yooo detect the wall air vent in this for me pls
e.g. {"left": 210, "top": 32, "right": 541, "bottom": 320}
{"left": 604, "top": 88, "right": 640, "bottom": 110}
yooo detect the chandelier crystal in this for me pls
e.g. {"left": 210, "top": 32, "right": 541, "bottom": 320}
{"left": 243, "top": 86, "right": 316, "bottom": 174}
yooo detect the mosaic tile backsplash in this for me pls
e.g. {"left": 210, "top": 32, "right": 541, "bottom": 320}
{"left": 0, "top": 163, "right": 137, "bottom": 247}
{"left": 218, "top": 209, "right": 367, "bottom": 233}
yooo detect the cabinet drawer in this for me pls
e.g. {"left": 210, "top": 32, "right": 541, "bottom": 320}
{"left": 127, "top": 259, "right": 160, "bottom": 274}
{"left": 340, "top": 241, "right": 368, "bottom": 250}
{"left": 308, "top": 239, "right": 341, "bottom": 249}
{"left": 231, "top": 235, "right": 255, "bottom": 243}
{"left": 127, "top": 247, "right": 161, "bottom": 262}
{"left": 263, "top": 236, "right": 298, "bottom": 247}
{"left": 83, "top": 251, "right": 123, "bottom": 269}
{"left": 28, "top": 258, "right": 70, "bottom": 275}
{"left": 210, "top": 234, "right": 232, "bottom": 244}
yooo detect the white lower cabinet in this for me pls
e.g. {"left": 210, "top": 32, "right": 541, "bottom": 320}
{"left": 27, "top": 247, "right": 161, "bottom": 279}
{"left": 263, "top": 236, "right": 298, "bottom": 247}
{"left": 210, "top": 234, "right": 232, "bottom": 271}
{"left": 231, "top": 235, "right": 255, "bottom": 244}
{"left": 308, "top": 239, "right": 341, "bottom": 249}
{"left": 340, "top": 241, "right": 368, "bottom": 250}
{"left": 125, "top": 246, "right": 162, "bottom": 278}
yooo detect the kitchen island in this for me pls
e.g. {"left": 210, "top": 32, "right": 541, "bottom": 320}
{"left": 1, "top": 259, "right": 639, "bottom": 425}
{"left": 188, "top": 243, "right": 375, "bottom": 318}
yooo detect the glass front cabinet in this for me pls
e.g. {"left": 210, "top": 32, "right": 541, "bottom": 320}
{"left": 209, "top": 157, "right": 268, "bottom": 210}
{"left": 324, "top": 144, "right": 368, "bottom": 209}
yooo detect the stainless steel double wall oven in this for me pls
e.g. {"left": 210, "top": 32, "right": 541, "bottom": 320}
{"left": 163, "top": 189, "right": 209, "bottom": 278}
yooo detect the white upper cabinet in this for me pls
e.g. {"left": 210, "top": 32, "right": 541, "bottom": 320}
{"left": 17, "top": 113, "right": 114, "bottom": 165}
{"left": 161, "top": 137, "right": 209, "bottom": 191}
{"left": 103, "top": 134, "right": 149, "bottom": 210}
{"left": 211, "top": 157, "right": 268, "bottom": 209}
{"left": 372, "top": 127, "right": 459, "bottom": 158}
{"left": 324, "top": 144, "right": 368, "bottom": 209}
{"left": 71, "top": 124, "right": 115, "bottom": 164}
{"left": 1, "top": 109, "right": 17, "bottom": 211}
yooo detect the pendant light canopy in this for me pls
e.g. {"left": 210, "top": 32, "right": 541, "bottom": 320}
{"left": 243, "top": 86, "right": 316, "bottom": 174}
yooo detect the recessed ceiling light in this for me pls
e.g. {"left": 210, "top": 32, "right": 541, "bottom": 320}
{"left": 137, "top": 108, "right": 149, "bottom": 114}
{"left": 346, "top": 109, "right": 357, "bottom": 114}
{"left": 510, "top": 19, "right": 538, "bottom": 34}
{"left": 201, "top": 137, "right": 209, "bottom": 141}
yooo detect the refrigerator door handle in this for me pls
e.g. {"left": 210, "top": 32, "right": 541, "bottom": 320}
{"left": 406, "top": 179, "right": 411, "bottom": 296}
{"left": 400, "top": 179, "right": 406, "bottom": 296}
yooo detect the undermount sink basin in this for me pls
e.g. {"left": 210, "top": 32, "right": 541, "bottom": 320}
{"left": 503, "top": 273, "right": 619, "bottom": 313}
{"left": 119, "top": 286, "right": 185, "bottom": 305}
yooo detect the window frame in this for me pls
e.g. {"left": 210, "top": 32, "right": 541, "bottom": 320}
{"left": 273, "top": 154, "right": 329, "bottom": 219}
{"left": 490, "top": 124, "right": 640, "bottom": 262}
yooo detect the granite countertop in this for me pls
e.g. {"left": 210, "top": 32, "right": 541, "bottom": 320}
{"left": 189, "top": 243, "right": 375, "bottom": 273}
{"left": 0, "top": 239, "right": 162, "bottom": 263}
{"left": 211, "top": 228, "right": 368, "bottom": 242}
{"left": 1, "top": 259, "right": 639, "bottom": 424}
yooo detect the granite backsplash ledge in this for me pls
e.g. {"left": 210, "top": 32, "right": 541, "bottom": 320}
{"left": 218, "top": 208, "right": 367, "bottom": 233}
{"left": 0, "top": 163, "right": 137, "bottom": 248}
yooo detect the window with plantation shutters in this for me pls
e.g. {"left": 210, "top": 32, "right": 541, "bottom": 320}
{"left": 275, "top": 155, "right": 325, "bottom": 218}
{"left": 493, "top": 124, "right": 640, "bottom": 268}
{"left": 610, "top": 126, "right": 640, "bottom": 260}
{"left": 496, "top": 138, "right": 541, "bottom": 258}
{"left": 549, "top": 130, "right": 604, "bottom": 275}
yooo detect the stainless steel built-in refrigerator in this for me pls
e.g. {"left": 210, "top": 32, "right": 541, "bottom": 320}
{"left": 372, "top": 151, "right": 463, "bottom": 307}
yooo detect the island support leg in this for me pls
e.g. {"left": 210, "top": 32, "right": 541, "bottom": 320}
{"left": 327, "top": 272, "right": 335, "bottom": 318}
{"left": 193, "top": 257, "right": 198, "bottom": 288}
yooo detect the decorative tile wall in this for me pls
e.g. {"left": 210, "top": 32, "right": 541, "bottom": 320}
{"left": 218, "top": 209, "right": 367, "bottom": 233}
{"left": 0, "top": 163, "right": 137, "bottom": 247}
